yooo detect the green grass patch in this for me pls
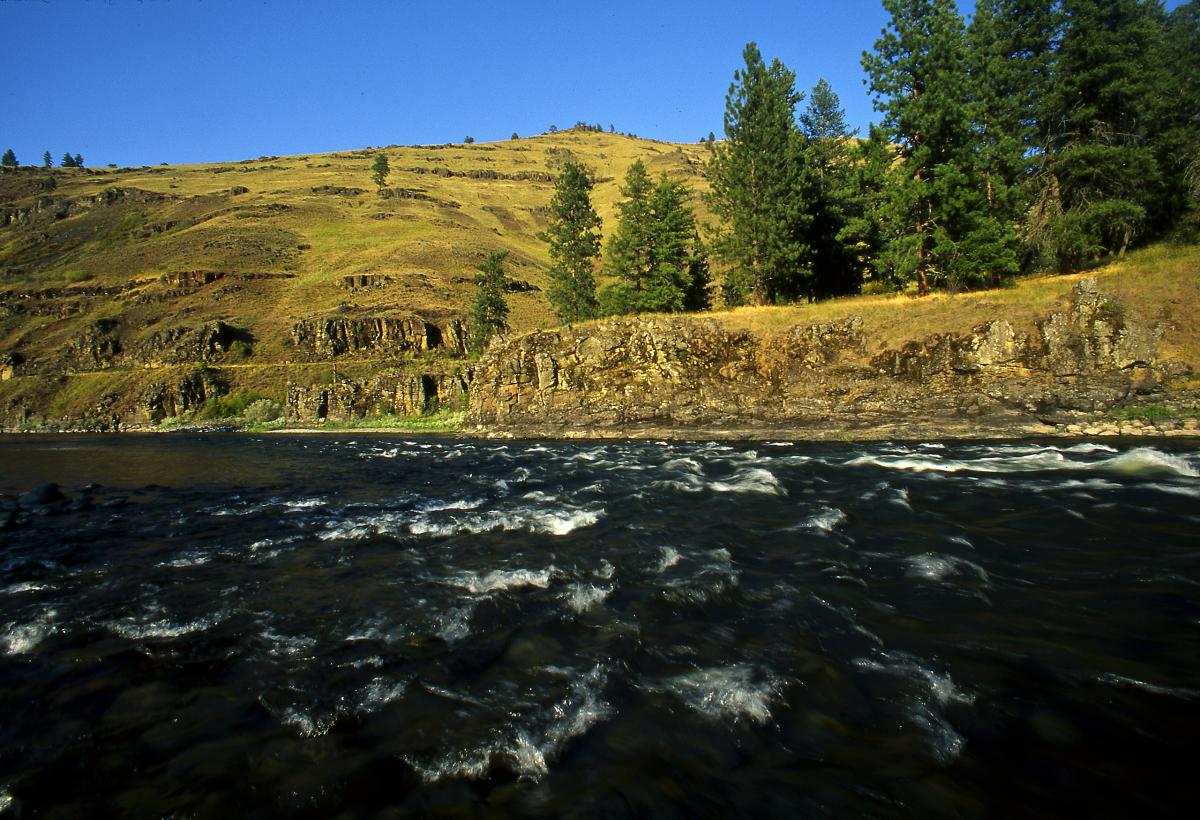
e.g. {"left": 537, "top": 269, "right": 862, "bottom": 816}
{"left": 321, "top": 409, "right": 465, "bottom": 433}
{"left": 1108, "top": 403, "right": 1174, "bottom": 421}
{"left": 195, "top": 391, "right": 266, "bottom": 420}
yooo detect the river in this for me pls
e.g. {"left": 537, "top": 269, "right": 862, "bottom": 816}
{"left": 1, "top": 434, "right": 1198, "bottom": 816}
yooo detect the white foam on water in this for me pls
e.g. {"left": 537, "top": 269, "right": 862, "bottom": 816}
{"left": 434, "top": 606, "right": 473, "bottom": 643}
{"left": 945, "top": 534, "right": 973, "bottom": 548}
{"left": 278, "top": 705, "right": 341, "bottom": 738}
{"left": 710, "top": 467, "right": 786, "bottom": 496}
{"left": 1064, "top": 442, "right": 1119, "bottom": 454}
{"left": 1091, "top": 448, "right": 1198, "bottom": 478}
{"left": 853, "top": 651, "right": 974, "bottom": 762}
{"left": 662, "top": 664, "right": 781, "bottom": 725}
{"left": 159, "top": 552, "right": 211, "bottom": 568}
{"left": 319, "top": 511, "right": 409, "bottom": 541}
{"left": 654, "top": 546, "right": 682, "bottom": 573}
{"left": 407, "top": 664, "right": 613, "bottom": 784}
{"left": 1145, "top": 483, "right": 1200, "bottom": 498}
{"left": 410, "top": 506, "right": 603, "bottom": 538}
{"left": 260, "top": 627, "right": 318, "bottom": 658}
{"left": 562, "top": 582, "right": 612, "bottom": 614}
{"left": 663, "top": 456, "right": 703, "bottom": 473}
{"left": 407, "top": 748, "right": 494, "bottom": 784}
{"left": 1096, "top": 673, "right": 1200, "bottom": 699}
{"left": 2, "top": 582, "right": 52, "bottom": 595}
{"left": 2, "top": 610, "right": 56, "bottom": 655}
{"left": 417, "top": 497, "right": 485, "bottom": 513}
{"left": 508, "top": 663, "right": 613, "bottom": 780}
{"left": 108, "top": 612, "right": 222, "bottom": 641}
{"left": 0, "top": 789, "right": 11, "bottom": 813}
{"left": 793, "top": 507, "right": 846, "bottom": 533}
{"left": 450, "top": 567, "right": 555, "bottom": 595}
{"left": 891, "top": 487, "right": 913, "bottom": 510}
{"left": 356, "top": 676, "right": 411, "bottom": 713}
{"left": 766, "top": 441, "right": 794, "bottom": 447}
{"left": 283, "top": 497, "right": 326, "bottom": 510}
{"left": 521, "top": 491, "right": 559, "bottom": 504}
{"left": 594, "top": 559, "right": 616, "bottom": 580}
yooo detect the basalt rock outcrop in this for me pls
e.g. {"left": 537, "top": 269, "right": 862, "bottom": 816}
{"left": 468, "top": 279, "right": 1186, "bottom": 438}
{"left": 290, "top": 315, "right": 469, "bottom": 358}
{"left": 285, "top": 369, "right": 470, "bottom": 423}
{"left": 141, "top": 368, "right": 227, "bottom": 422}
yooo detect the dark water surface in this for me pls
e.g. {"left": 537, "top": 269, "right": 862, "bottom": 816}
{"left": 1, "top": 434, "right": 1198, "bottom": 817}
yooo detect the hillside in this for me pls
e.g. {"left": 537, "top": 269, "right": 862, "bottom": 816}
{"left": 0, "top": 131, "right": 710, "bottom": 429}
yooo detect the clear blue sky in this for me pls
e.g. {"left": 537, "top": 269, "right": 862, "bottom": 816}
{"left": 0, "top": 0, "right": 1186, "bottom": 167}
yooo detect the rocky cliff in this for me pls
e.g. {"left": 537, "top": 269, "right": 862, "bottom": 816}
{"left": 468, "top": 279, "right": 1195, "bottom": 439}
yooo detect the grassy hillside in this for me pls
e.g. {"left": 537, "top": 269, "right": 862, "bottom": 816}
{"left": 2, "top": 128, "right": 1197, "bottom": 430}
{"left": 0, "top": 130, "right": 710, "bottom": 362}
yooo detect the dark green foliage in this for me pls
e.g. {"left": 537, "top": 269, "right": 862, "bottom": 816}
{"left": 196, "top": 391, "right": 263, "bottom": 420}
{"left": 967, "top": 0, "right": 1060, "bottom": 243}
{"left": 1032, "top": 0, "right": 1166, "bottom": 267}
{"left": 1153, "top": 0, "right": 1200, "bottom": 236}
{"left": 61, "top": 153, "right": 76, "bottom": 168}
{"left": 542, "top": 161, "right": 601, "bottom": 322}
{"left": 799, "top": 79, "right": 861, "bottom": 298}
{"left": 470, "top": 251, "right": 510, "bottom": 352}
{"left": 600, "top": 161, "right": 708, "bottom": 315}
{"left": 706, "top": 42, "right": 812, "bottom": 305}
{"left": 863, "top": 0, "right": 1018, "bottom": 293}
{"left": 371, "top": 153, "right": 390, "bottom": 192}
{"left": 42, "top": 151, "right": 52, "bottom": 168}
{"left": 74, "top": 153, "right": 83, "bottom": 168}
{"left": 1, "top": 149, "right": 16, "bottom": 168}
{"left": 511, "top": 132, "right": 520, "bottom": 140}
{"left": 463, "top": 136, "right": 474, "bottom": 144}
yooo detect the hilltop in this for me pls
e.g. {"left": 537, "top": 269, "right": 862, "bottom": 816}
{"left": 1, "top": 130, "right": 1197, "bottom": 436}
{"left": 0, "top": 131, "right": 709, "bottom": 429}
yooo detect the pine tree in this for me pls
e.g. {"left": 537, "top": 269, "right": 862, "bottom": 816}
{"left": 706, "top": 42, "right": 811, "bottom": 305}
{"left": 1154, "top": 0, "right": 1200, "bottom": 235}
{"left": 1, "top": 149, "right": 17, "bottom": 168}
{"left": 371, "top": 153, "right": 390, "bottom": 192}
{"left": 43, "top": 151, "right": 53, "bottom": 168}
{"left": 600, "top": 162, "right": 706, "bottom": 315}
{"left": 542, "top": 161, "right": 601, "bottom": 322}
{"left": 863, "top": 0, "right": 1018, "bottom": 293}
{"left": 1031, "top": 0, "right": 1167, "bottom": 268}
{"left": 838, "top": 125, "right": 903, "bottom": 289}
{"left": 74, "top": 153, "right": 84, "bottom": 168}
{"left": 967, "top": 0, "right": 1060, "bottom": 246}
{"left": 61, "top": 153, "right": 76, "bottom": 168}
{"left": 470, "top": 251, "right": 510, "bottom": 352}
{"left": 799, "top": 78, "right": 859, "bottom": 297}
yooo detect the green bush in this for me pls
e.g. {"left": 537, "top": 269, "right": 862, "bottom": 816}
{"left": 196, "top": 392, "right": 261, "bottom": 420}
{"left": 243, "top": 398, "right": 282, "bottom": 424}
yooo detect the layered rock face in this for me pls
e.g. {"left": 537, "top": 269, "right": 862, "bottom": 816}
{"left": 285, "top": 370, "right": 470, "bottom": 423}
{"left": 290, "top": 315, "right": 469, "bottom": 358}
{"left": 468, "top": 279, "right": 1184, "bottom": 438}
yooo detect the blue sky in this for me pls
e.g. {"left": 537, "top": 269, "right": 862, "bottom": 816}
{"left": 0, "top": 0, "right": 1186, "bottom": 166}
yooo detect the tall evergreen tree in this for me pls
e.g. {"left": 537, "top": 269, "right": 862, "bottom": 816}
{"left": 542, "top": 161, "right": 601, "bottom": 323}
{"left": 967, "top": 0, "right": 1061, "bottom": 244}
{"left": 1, "top": 149, "right": 16, "bottom": 168}
{"left": 1034, "top": 0, "right": 1166, "bottom": 267}
{"left": 74, "top": 153, "right": 84, "bottom": 168}
{"left": 470, "top": 251, "right": 510, "bottom": 353}
{"left": 61, "top": 153, "right": 76, "bottom": 168}
{"left": 838, "top": 125, "right": 903, "bottom": 289}
{"left": 864, "top": 0, "right": 1018, "bottom": 293}
{"left": 799, "top": 78, "right": 860, "bottom": 297}
{"left": 1155, "top": 0, "right": 1200, "bottom": 235}
{"left": 706, "top": 42, "right": 811, "bottom": 305}
{"left": 42, "top": 151, "right": 53, "bottom": 168}
{"left": 371, "top": 153, "right": 390, "bottom": 192}
{"left": 601, "top": 161, "right": 706, "bottom": 315}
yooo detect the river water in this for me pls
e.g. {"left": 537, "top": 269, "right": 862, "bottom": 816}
{"left": 1, "top": 434, "right": 1198, "bottom": 817}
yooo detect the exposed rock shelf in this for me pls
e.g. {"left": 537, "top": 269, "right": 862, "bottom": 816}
{"left": 467, "top": 279, "right": 1195, "bottom": 440}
